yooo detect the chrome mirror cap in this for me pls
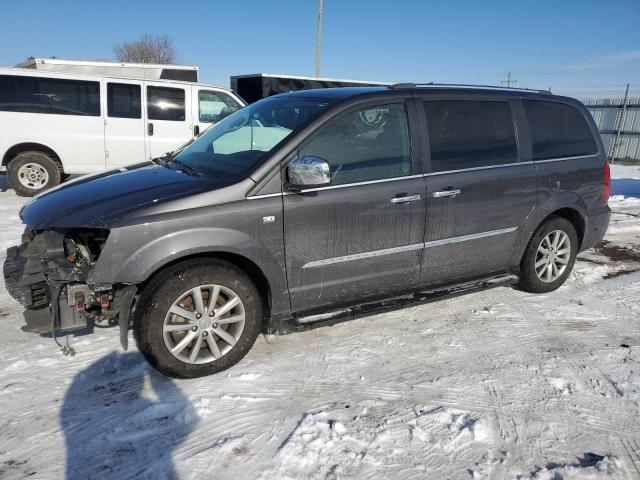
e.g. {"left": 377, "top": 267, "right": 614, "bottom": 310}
{"left": 286, "top": 156, "right": 330, "bottom": 189}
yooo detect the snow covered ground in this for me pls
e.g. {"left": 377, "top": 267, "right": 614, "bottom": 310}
{"left": 0, "top": 166, "right": 639, "bottom": 480}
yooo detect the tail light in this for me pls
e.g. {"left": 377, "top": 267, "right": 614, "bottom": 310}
{"left": 604, "top": 162, "right": 611, "bottom": 203}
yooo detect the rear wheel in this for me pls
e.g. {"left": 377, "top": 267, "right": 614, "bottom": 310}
{"left": 134, "top": 259, "right": 263, "bottom": 378}
{"left": 7, "top": 151, "right": 61, "bottom": 197}
{"left": 519, "top": 216, "right": 578, "bottom": 293}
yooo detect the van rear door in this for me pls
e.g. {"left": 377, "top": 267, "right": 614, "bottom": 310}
{"left": 418, "top": 97, "right": 537, "bottom": 284}
{"left": 104, "top": 80, "right": 146, "bottom": 167}
{"left": 144, "top": 81, "right": 193, "bottom": 159}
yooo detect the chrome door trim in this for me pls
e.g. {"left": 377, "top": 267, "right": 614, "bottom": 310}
{"left": 302, "top": 243, "right": 424, "bottom": 269}
{"left": 424, "top": 226, "right": 518, "bottom": 248}
{"left": 302, "top": 227, "right": 518, "bottom": 269}
{"left": 422, "top": 154, "right": 596, "bottom": 178}
{"left": 247, "top": 154, "right": 598, "bottom": 199}
{"left": 300, "top": 174, "right": 425, "bottom": 193}
{"left": 246, "top": 174, "right": 425, "bottom": 199}
{"left": 424, "top": 162, "right": 525, "bottom": 177}
{"left": 534, "top": 154, "right": 597, "bottom": 164}
{"left": 246, "top": 192, "right": 284, "bottom": 200}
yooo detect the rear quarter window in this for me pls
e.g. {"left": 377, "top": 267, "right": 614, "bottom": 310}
{"left": 523, "top": 100, "right": 598, "bottom": 160}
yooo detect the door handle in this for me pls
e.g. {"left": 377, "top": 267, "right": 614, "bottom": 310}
{"left": 194, "top": 125, "right": 200, "bottom": 136}
{"left": 147, "top": 123, "right": 154, "bottom": 136}
{"left": 390, "top": 194, "right": 421, "bottom": 204}
{"left": 433, "top": 188, "right": 461, "bottom": 198}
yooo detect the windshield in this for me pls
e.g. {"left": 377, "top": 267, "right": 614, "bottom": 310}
{"left": 173, "top": 95, "right": 337, "bottom": 179}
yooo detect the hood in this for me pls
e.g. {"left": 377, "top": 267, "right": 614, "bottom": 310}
{"left": 21, "top": 162, "right": 236, "bottom": 229}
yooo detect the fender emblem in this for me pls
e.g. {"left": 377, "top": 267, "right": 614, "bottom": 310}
{"left": 262, "top": 215, "right": 276, "bottom": 224}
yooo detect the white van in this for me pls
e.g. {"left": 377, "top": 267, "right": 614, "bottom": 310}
{"left": 0, "top": 67, "right": 245, "bottom": 196}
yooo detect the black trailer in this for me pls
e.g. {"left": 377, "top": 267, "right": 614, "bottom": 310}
{"left": 230, "top": 73, "right": 389, "bottom": 104}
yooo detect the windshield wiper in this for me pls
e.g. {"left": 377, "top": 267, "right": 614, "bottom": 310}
{"left": 168, "top": 157, "right": 199, "bottom": 176}
{"left": 151, "top": 152, "right": 198, "bottom": 176}
{"left": 151, "top": 151, "right": 175, "bottom": 166}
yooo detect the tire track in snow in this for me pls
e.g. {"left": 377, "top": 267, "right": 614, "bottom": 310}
{"left": 620, "top": 438, "right": 640, "bottom": 477}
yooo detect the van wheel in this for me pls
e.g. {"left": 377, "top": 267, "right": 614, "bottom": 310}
{"left": 519, "top": 216, "right": 578, "bottom": 293}
{"left": 7, "top": 151, "right": 61, "bottom": 197}
{"left": 134, "top": 259, "right": 263, "bottom": 379}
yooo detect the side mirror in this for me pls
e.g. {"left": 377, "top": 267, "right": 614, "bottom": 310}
{"left": 285, "top": 156, "right": 331, "bottom": 191}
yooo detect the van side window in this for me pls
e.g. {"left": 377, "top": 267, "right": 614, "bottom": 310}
{"left": 523, "top": 100, "right": 598, "bottom": 160}
{"left": 147, "top": 86, "right": 185, "bottom": 121}
{"left": 424, "top": 100, "right": 517, "bottom": 173}
{"left": 198, "top": 90, "right": 241, "bottom": 123}
{"left": 0, "top": 74, "right": 100, "bottom": 116}
{"left": 298, "top": 103, "right": 411, "bottom": 186}
{"left": 107, "top": 83, "right": 141, "bottom": 119}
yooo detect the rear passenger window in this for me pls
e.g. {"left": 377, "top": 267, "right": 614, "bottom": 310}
{"left": 147, "top": 86, "right": 185, "bottom": 121}
{"left": 107, "top": 83, "right": 141, "bottom": 119}
{"left": 299, "top": 103, "right": 412, "bottom": 186}
{"left": 523, "top": 100, "right": 597, "bottom": 160}
{"left": 0, "top": 74, "right": 100, "bottom": 116}
{"left": 424, "top": 100, "right": 517, "bottom": 172}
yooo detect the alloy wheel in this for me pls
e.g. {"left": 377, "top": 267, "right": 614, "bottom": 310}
{"left": 163, "top": 284, "right": 245, "bottom": 364}
{"left": 535, "top": 230, "right": 571, "bottom": 283}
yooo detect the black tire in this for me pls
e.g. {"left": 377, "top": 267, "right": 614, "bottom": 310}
{"left": 133, "top": 259, "right": 263, "bottom": 378}
{"left": 7, "top": 151, "right": 62, "bottom": 197}
{"left": 518, "top": 216, "right": 578, "bottom": 293}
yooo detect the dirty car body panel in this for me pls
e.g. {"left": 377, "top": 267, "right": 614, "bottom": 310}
{"left": 4, "top": 85, "right": 610, "bottom": 361}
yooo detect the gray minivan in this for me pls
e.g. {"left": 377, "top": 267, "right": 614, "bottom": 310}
{"left": 4, "top": 85, "right": 611, "bottom": 378}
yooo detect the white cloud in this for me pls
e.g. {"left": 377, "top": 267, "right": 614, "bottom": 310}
{"left": 564, "top": 50, "right": 640, "bottom": 70}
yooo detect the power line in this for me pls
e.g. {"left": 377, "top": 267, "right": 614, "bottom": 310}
{"left": 500, "top": 71, "right": 518, "bottom": 88}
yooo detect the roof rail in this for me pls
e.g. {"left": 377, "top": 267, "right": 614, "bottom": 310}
{"left": 388, "top": 82, "right": 551, "bottom": 94}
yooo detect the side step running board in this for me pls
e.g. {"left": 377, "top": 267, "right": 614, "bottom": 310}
{"left": 270, "top": 272, "right": 519, "bottom": 334}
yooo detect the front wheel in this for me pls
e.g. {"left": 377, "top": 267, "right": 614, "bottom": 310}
{"left": 7, "top": 151, "right": 62, "bottom": 197}
{"left": 519, "top": 216, "right": 578, "bottom": 293}
{"left": 134, "top": 259, "right": 263, "bottom": 378}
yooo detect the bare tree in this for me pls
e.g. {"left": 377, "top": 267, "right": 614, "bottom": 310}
{"left": 114, "top": 35, "right": 177, "bottom": 64}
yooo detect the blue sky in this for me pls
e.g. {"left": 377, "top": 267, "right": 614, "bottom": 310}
{"left": 1, "top": 0, "right": 638, "bottom": 97}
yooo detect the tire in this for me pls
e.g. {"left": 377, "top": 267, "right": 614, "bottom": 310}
{"left": 134, "top": 259, "right": 263, "bottom": 378}
{"left": 518, "top": 216, "right": 578, "bottom": 293}
{"left": 7, "top": 151, "right": 62, "bottom": 197}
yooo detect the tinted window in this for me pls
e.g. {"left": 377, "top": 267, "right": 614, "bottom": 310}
{"left": 107, "top": 83, "right": 141, "bottom": 119}
{"left": 198, "top": 90, "right": 241, "bottom": 123}
{"left": 147, "top": 86, "right": 185, "bottom": 121}
{"left": 424, "top": 100, "right": 517, "bottom": 172}
{"left": 0, "top": 74, "right": 100, "bottom": 116}
{"left": 298, "top": 104, "right": 411, "bottom": 186}
{"left": 524, "top": 100, "right": 597, "bottom": 160}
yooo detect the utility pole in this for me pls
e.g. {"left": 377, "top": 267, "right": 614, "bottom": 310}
{"left": 315, "top": 0, "right": 324, "bottom": 77}
{"left": 610, "top": 83, "right": 630, "bottom": 164}
{"left": 501, "top": 71, "right": 518, "bottom": 88}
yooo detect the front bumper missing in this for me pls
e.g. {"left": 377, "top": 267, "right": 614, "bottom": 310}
{"left": 3, "top": 229, "right": 136, "bottom": 346}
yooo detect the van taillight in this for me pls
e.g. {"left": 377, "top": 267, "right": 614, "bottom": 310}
{"left": 604, "top": 162, "right": 611, "bottom": 203}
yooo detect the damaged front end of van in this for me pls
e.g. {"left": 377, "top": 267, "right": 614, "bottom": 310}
{"left": 3, "top": 226, "right": 137, "bottom": 349}
{"left": 2, "top": 160, "right": 224, "bottom": 351}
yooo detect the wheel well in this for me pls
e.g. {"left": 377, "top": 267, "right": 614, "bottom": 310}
{"left": 548, "top": 208, "right": 585, "bottom": 247}
{"left": 142, "top": 252, "right": 272, "bottom": 320}
{"left": 2, "top": 143, "right": 63, "bottom": 171}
